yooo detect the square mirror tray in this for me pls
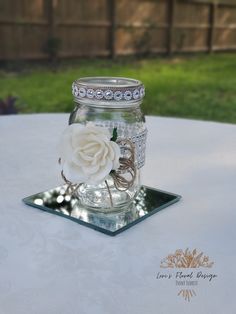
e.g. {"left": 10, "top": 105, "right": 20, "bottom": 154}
{"left": 23, "top": 185, "right": 181, "bottom": 236}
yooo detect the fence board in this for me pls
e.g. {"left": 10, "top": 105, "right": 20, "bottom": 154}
{"left": 0, "top": 0, "right": 236, "bottom": 61}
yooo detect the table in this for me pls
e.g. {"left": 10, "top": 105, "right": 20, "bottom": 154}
{"left": 0, "top": 114, "right": 235, "bottom": 314}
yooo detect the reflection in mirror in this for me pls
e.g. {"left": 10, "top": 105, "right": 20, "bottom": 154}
{"left": 23, "top": 185, "right": 180, "bottom": 235}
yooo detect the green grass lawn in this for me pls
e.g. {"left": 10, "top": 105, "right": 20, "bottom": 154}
{"left": 0, "top": 54, "right": 236, "bottom": 123}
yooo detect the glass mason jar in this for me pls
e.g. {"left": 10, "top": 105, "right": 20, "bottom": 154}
{"left": 69, "top": 77, "right": 147, "bottom": 214}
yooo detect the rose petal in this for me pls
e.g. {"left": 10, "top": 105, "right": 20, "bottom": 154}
{"left": 72, "top": 149, "right": 90, "bottom": 167}
{"left": 88, "top": 160, "right": 113, "bottom": 183}
{"left": 86, "top": 122, "right": 111, "bottom": 138}
{"left": 79, "top": 151, "right": 94, "bottom": 162}
{"left": 63, "top": 161, "right": 88, "bottom": 183}
{"left": 59, "top": 122, "right": 121, "bottom": 185}
{"left": 82, "top": 164, "right": 99, "bottom": 175}
{"left": 81, "top": 142, "right": 100, "bottom": 155}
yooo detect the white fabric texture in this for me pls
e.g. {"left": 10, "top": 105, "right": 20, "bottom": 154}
{"left": 0, "top": 114, "right": 235, "bottom": 314}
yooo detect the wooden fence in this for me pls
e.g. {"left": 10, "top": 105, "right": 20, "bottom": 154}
{"left": 0, "top": 0, "right": 236, "bottom": 61}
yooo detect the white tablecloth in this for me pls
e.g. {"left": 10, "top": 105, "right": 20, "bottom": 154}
{"left": 0, "top": 114, "right": 236, "bottom": 314}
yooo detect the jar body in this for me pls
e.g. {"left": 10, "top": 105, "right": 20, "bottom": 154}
{"left": 69, "top": 101, "right": 147, "bottom": 213}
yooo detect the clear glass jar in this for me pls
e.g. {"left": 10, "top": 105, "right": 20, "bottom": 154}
{"left": 69, "top": 77, "right": 147, "bottom": 213}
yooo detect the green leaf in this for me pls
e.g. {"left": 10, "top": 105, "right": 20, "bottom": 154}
{"left": 110, "top": 127, "right": 118, "bottom": 142}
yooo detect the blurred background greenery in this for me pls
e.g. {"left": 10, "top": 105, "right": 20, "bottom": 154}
{"left": 0, "top": 53, "right": 236, "bottom": 123}
{"left": 1, "top": 0, "right": 236, "bottom": 123}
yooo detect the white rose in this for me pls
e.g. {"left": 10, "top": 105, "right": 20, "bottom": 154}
{"left": 59, "top": 122, "right": 121, "bottom": 184}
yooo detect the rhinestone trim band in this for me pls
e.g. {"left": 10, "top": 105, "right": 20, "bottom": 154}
{"left": 131, "top": 129, "right": 147, "bottom": 169}
{"left": 72, "top": 83, "right": 145, "bottom": 102}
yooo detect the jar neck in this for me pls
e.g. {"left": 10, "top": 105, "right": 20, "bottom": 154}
{"left": 74, "top": 97, "right": 142, "bottom": 109}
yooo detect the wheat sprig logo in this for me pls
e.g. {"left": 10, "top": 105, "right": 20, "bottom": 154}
{"left": 160, "top": 248, "right": 214, "bottom": 269}
{"left": 178, "top": 289, "right": 196, "bottom": 302}
{"left": 159, "top": 248, "right": 214, "bottom": 301}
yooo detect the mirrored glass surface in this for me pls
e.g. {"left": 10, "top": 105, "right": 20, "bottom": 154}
{"left": 23, "top": 186, "right": 181, "bottom": 236}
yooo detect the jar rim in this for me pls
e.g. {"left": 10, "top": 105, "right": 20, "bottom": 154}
{"left": 76, "top": 76, "right": 142, "bottom": 88}
{"left": 72, "top": 76, "right": 145, "bottom": 105}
